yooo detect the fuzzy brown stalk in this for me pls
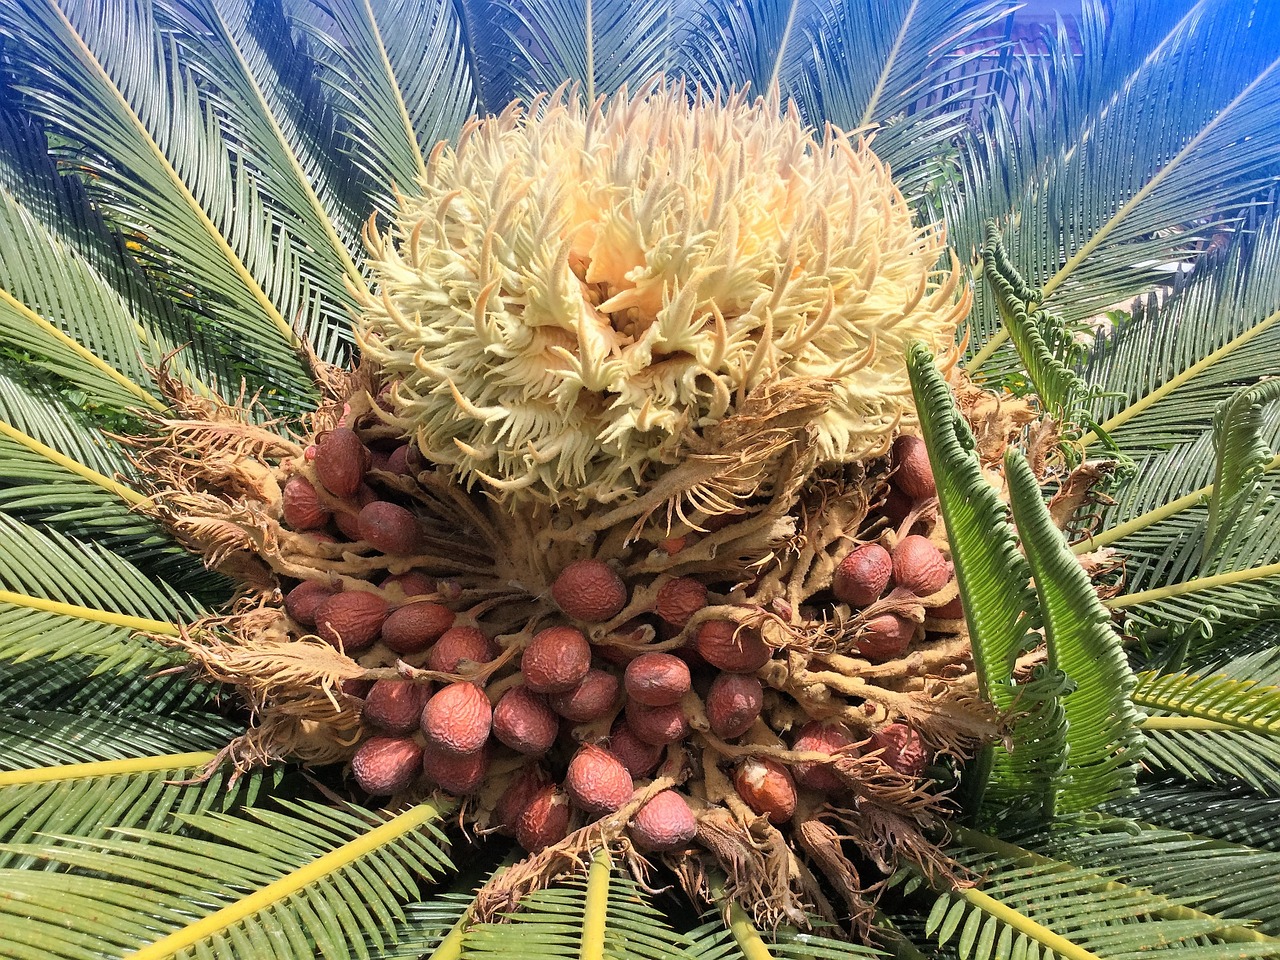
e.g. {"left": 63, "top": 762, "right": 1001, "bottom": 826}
{"left": 471, "top": 776, "right": 677, "bottom": 920}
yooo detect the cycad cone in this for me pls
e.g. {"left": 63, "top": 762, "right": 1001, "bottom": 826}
{"left": 157, "top": 83, "right": 997, "bottom": 932}
{"left": 357, "top": 82, "right": 969, "bottom": 509}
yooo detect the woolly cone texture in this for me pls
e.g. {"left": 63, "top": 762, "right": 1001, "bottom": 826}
{"left": 358, "top": 83, "right": 969, "bottom": 507}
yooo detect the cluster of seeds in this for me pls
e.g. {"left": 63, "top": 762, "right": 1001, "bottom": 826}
{"left": 257, "top": 400, "right": 973, "bottom": 871}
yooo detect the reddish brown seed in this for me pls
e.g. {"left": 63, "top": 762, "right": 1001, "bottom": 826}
{"left": 548, "top": 669, "right": 621, "bottom": 723}
{"left": 892, "top": 536, "right": 950, "bottom": 596}
{"left": 341, "top": 677, "right": 375, "bottom": 699}
{"left": 351, "top": 736, "right": 421, "bottom": 795}
{"left": 564, "top": 744, "right": 634, "bottom": 815}
{"left": 705, "top": 673, "right": 764, "bottom": 740}
{"left": 934, "top": 591, "right": 965, "bottom": 619}
{"left": 654, "top": 577, "right": 708, "bottom": 628}
{"left": 522, "top": 626, "right": 591, "bottom": 694}
{"left": 694, "top": 620, "right": 772, "bottom": 673}
{"left": 314, "top": 591, "right": 388, "bottom": 652}
{"left": 624, "top": 699, "right": 689, "bottom": 746}
{"left": 375, "top": 381, "right": 396, "bottom": 411}
{"left": 734, "top": 757, "right": 797, "bottom": 824}
{"left": 420, "top": 681, "right": 492, "bottom": 754}
{"left": 492, "top": 686, "right": 559, "bottom": 756}
{"left": 551, "top": 559, "right": 628, "bottom": 623}
{"left": 380, "top": 571, "right": 436, "bottom": 598}
{"left": 881, "top": 485, "right": 914, "bottom": 523}
{"left": 609, "top": 723, "right": 665, "bottom": 778}
{"left": 630, "top": 790, "right": 697, "bottom": 851}
{"left": 625, "top": 653, "right": 691, "bottom": 707}
{"left": 362, "top": 679, "right": 431, "bottom": 735}
{"left": 357, "top": 500, "right": 421, "bottom": 555}
{"left": 494, "top": 766, "right": 546, "bottom": 835}
{"left": 516, "top": 785, "right": 571, "bottom": 853}
{"left": 314, "top": 427, "right": 370, "bottom": 498}
{"left": 381, "top": 602, "right": 454, "bottom": 655}
{"left": 892, "top": 434, "right": 936, "bottom": 500}
{"left": 385, "top": 444, "right": 412, "bottom": 475}
{"left": 857, "top": 613, "right": 916, "bottom": 662}
{"left": 282, "top": 476, "right": 331, "bottom": 530}
{"left": 832, "top": 543, "right": 893, "bottom": 607}
{"left": 421, "top": 741, "right": 490, "bottom": 795}
{"left": 425, "top": 625, "right": 496, "bottom": 673}
{"left": 334, "top": 483, "right": 378, "bottom": 540}
{"left": 791, "top": 721, "right": 856, "bottom": 792}
{"left": 284, "top": 580, "right": 338, "bottom": 627}
{"left": 870, "top": 722, "right": 931, "bottom": 777}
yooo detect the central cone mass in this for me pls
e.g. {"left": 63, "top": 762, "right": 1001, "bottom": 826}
{"left": 357, "top": 83, "right": 969, "bottom": 507}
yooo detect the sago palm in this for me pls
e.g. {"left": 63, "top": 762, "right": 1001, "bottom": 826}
{"left": 1, "top": 0, "right": 1279, "bottom": 958}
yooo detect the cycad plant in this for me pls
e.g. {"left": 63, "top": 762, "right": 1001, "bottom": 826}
{"left": 2, "top": 0, "right": 1280, "bottom": 958}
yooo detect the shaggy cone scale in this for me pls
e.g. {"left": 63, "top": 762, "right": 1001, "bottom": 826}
{"left": 132, "top": 86, "right": 1042, "bottom": 936}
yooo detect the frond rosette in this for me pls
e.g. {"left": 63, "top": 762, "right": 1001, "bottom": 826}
{"left": 357, "top": 83, "right": 969, "bottom": 507}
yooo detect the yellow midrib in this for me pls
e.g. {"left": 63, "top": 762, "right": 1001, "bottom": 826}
{"left": 1106, "top": 560, "right": 1280, "bottom": 610}
{"left": 209, "top": 3, "right": 368, "bottom": 293}
{"left": 0, "top": 419, "right": 148, "bottom": 506}
{"left": 362, "top": 0, "right": 427, "bottom": 183}
{"left": 0, "top": 588, "right": 178, "bottom": 635}
{"left": 579, "top": 847, "right": 611, "bottom": 960}
{"left": 970, "top": 46, "right": 1280, "bottom": 378}
{"left": 47, "top": 0, "right": 301, "bottom": 352}
{"left": 710, "top": 874, "right": 775, "bottom": 960}
{"left": 0, "top": 752, "right": 217, "bottom": 786}
{"left": 125, "top": 801, "right": 448, "bottom": 960}
{"left": 1075, "top": 454, "right": 1280, "bottom": 554}
{"left": 1080, "top": 304, "right": 1280, "bottom": 447}
{"left": 1135, "top": 673, "right": 1280, "bottom": 735}
{"left": 859, "top": 0, "right": 920, "bottom": 129}
{"left": 0, "top": 286, "right": 161, "bottom": 410}
{"left": 952, "top": 825, "right": 1276, "bottom": 947}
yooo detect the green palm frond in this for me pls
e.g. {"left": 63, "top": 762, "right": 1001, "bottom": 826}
{"left": 0, "top": 710, "right": 235, "bottom": 770}
{"left": 1204, "top": 380, "right": 1280, "bottom": 568}
{"left": 1018, "top": 815, "right": 1280, "bottom": 936}
{"left": 0, "top": 799, "right": 453, "bottom": 960}
{"left": 369, "top": 893, "right": 473, "bottom": 958}
{"left": 0, "top": 511, "right": 202, "bottom": 668}
{"left": 0, "top": 371, "right": 227, "bottom": 595}
{"left": 1141, "top": 726, "right": 1280, "bottom": 796}
{"left": 0, "top": 763, "right": 272, "bottom": 870}
{"left": 1134, "top": 664, "right": 1280, "bottom": 736}
{"left": 0, "top": 655, "right": 216, "bottom": 713}
{"left": 1079, "top": 205, "right": 1280, "bottom": 459}
{"left": 684, "top": 899, "right": 885, "bottom": 960}
{"left": 908, "top": 343, "right": 1068, "bottom": 817}
{"left": 497, "top": 0, "right": 679, "bottom": 104}
{"left": 462, "top": 849, "right": 698, "bottom": 959}
{"left": 982, "top": 226, "right": 1100, "bottom": 422}
{"left": 297, "top": 0, "right": 477, "bottom": 213}
{"left": 1006, "top": 451, "right": 1144, "bottom": 812}
{"left": 1104, "top": 473, "right": 1280, "bottom": 648}
{"left": 922, "top": 827, "right": 1279, "bottom": 960}
{"left": 0, "top": 187, "right": 160, "bottom": 412}
{"left": 956, "top": 0, "right": 1280, "bottom": 369}
{"left": 1127, "top": 648, "right": 1280, "bottom": 794}
{"left": 680, "top": 0, "right": 809, "bottom": 101}
{"left": 0, "top": 0, "right": 318, "bottom": 410}
{"left": 1105, "top": 782, "right": 1280, "bottom": 851}
{"left": 798, "top": 0, "right": 1012, "bottom": 202}
{"left": 166, "top": 0, "right": 372, "bottom": 366}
